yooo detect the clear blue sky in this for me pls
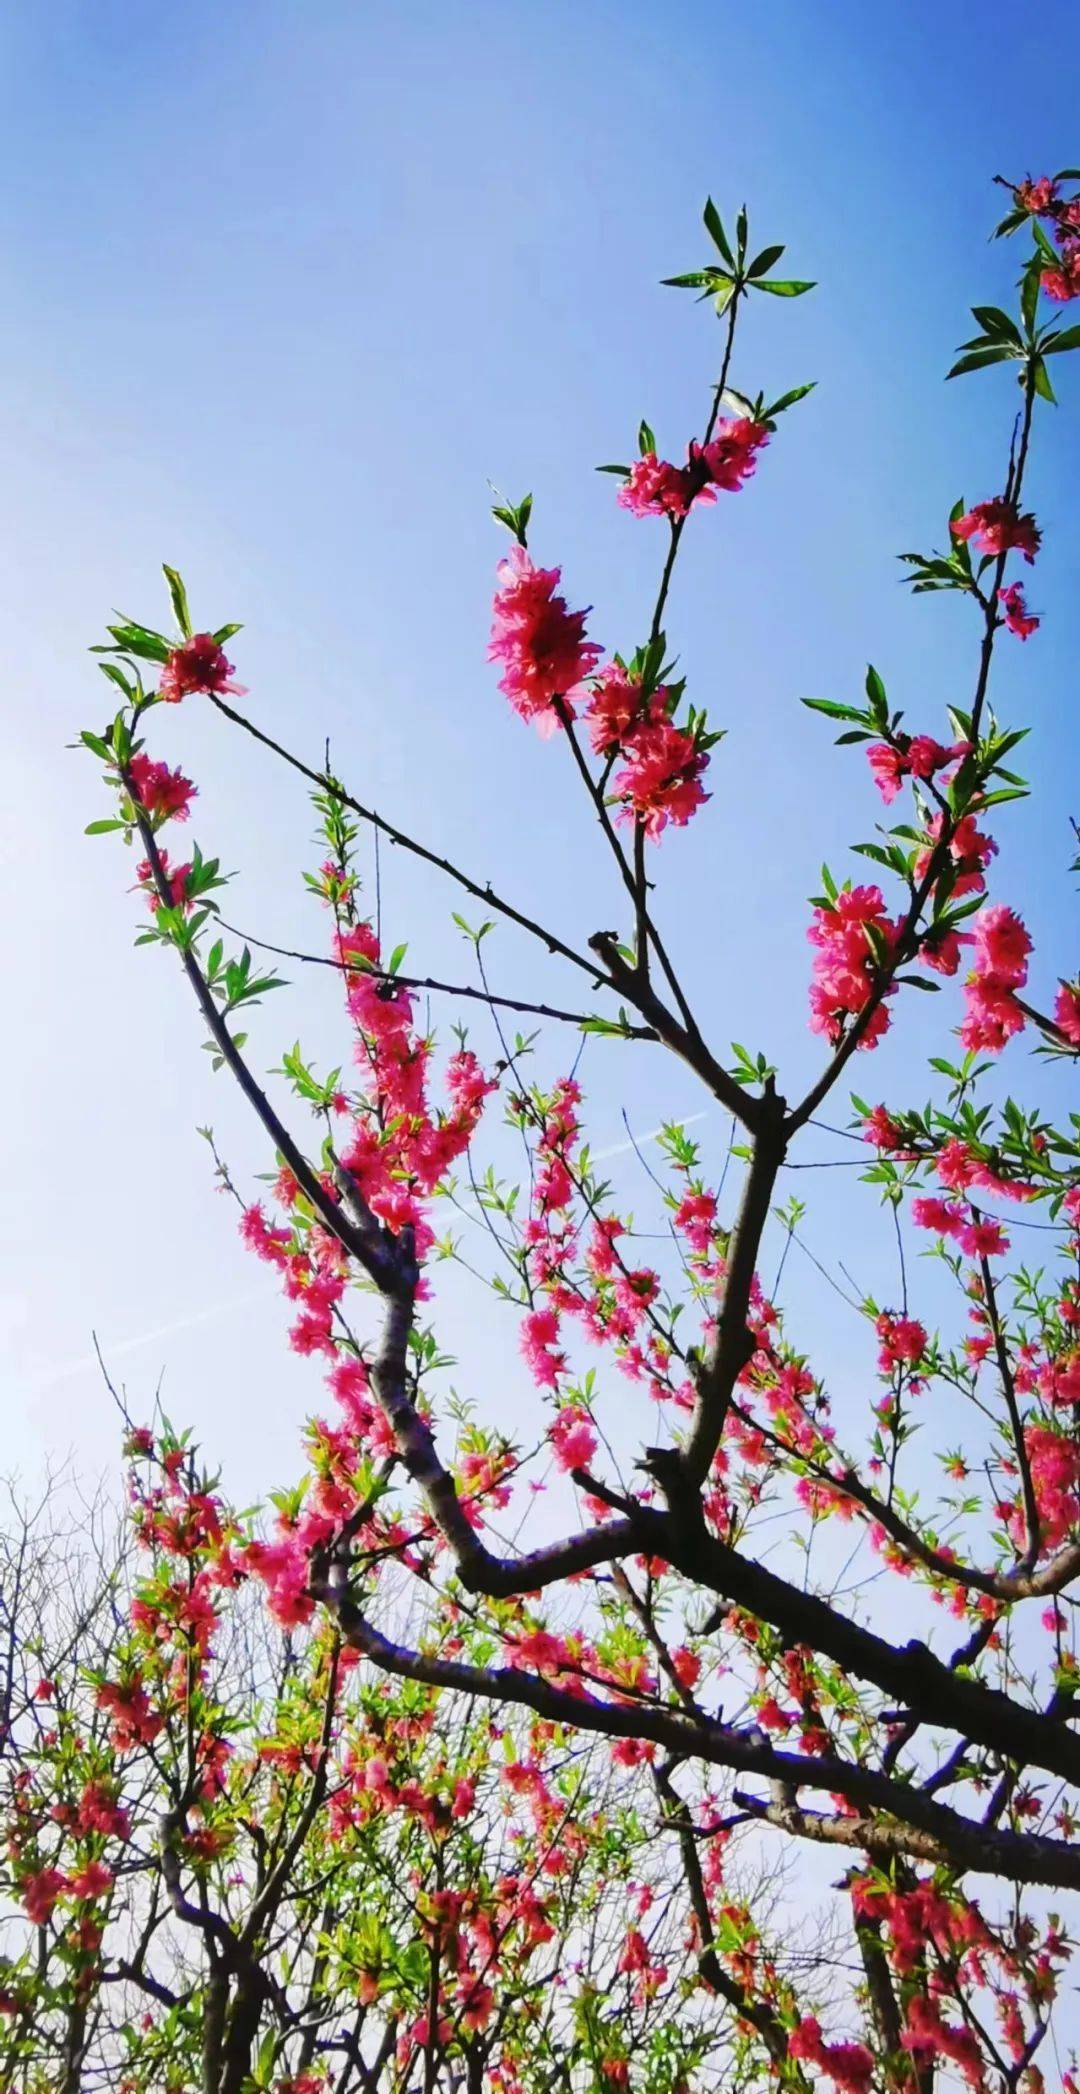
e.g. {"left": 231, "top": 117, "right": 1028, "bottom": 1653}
{"left": 2, "top": 0, "right": 1077, "bottom": 1497}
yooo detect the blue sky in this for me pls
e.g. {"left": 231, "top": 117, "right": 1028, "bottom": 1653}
{"left": 2, "top": 0, "right": 1077, "bottom": 1502}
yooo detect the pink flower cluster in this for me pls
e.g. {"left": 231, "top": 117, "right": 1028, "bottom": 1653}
{"left": 1013, "top": 1426, "right": 1080, "bottom": 1552}
{"left": 807, "top": 885, "right": 899, "bottom": 1048}
{"left": 586, "top": 663, "right": 709, "bottom": 837}
{"left": 951, "top": 501, "right": 1041, "bottom": 563}
{"left": 159, "top": 633, "right": 245, "bottom": 704}
{"left": 911, "top": 1196, "right": 1009, "bottom": 1260}
{"left": 914, "top": 811, "right": 997, "bottom": 899}
{"left": 613, "top": 719, "right": 709, "bottom": 837}
{"left": 1017, "top": 180, "right": 1080, "bottom": 300}
{"left": 788, "top": 2017, "right": 873, "bottom": 2094}
{"left": 135, "top": 850, "right": 192, "bottom": 912}
{"left": 875, "top": 1311, "right": 926, "bottom": 1372}
{"left": 902, "top": 1996, "right": 986, "bottom": 2087}
{"left": 998, "top": 582, "right": 1039, "bottom": 639}
{"left": 549, "top": 1405, "right": 598, "bottom": 1473}
{"left": 127, "top": 752, "right": 196, "bottom": 824}
{"left": 1042, "top": 239, "right": 1080, "bottom": 302}
{"left": 617, "top": 419, "right": 768, "bottom": 520}
{"left": 960, "top": 903, "right": 1032, "bottom": 1053}
{"left": 1055, "top": 980, "right": 1080, "bottom": 1046}
{"left": 488, "top": 547, "right": 601, "bottom": 733}
{"left": 866, "top": 733, "right": 969, "bottom": 805}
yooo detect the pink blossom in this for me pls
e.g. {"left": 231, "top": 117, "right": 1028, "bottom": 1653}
{"left": 488, "top": 547, "right": 601, "bottom": 732}
{"left": 1042, "top": 1349, "right": 1080, "bottom": 1406}
{"left": 159, "top": 632, "right": 245, "bottom": 703}
{"left": 867, "top": 742, "right": 906, "bottom": 802}
{"left": 585, "top": 662, "right": 656, "bottom": 755}
{"left": 69, "top": 1860, "right": 114, "bottom": 1903}
{"left": 618, "top": 453, "right": 706, "bottom": 519}
{"left": 520, "top": 1307, "right": 565, "bottom": 1390}
{"left": 876, "top": 1312, "right": 927, "bottom": 1370}
{"left": 1055, "top": 981, "right": 1080, "bottom": 1046}
{"left": 242, "top": 1536, "right": 314, "bottom": 1628}
{"left": 951, "top": 500, "right": 1041, "bottom": 563}
{"left": 998, "top": 582, "right": 1039, "bottom": 638}
{"left": 610, "top": 719, "right": 709, "bottom": 837}
{"left": 789, "top": 2016, "right": 874, "bottom": 2094}
{"left": 549, "top": 1407, "right": 598, "bottom": 1472}
{"left": 959, "top": 1217, "right": 1009, "bottom": 1260}
{"left": 911, "top": 1196, "right": 965, "bottom": 1239}
{"left": 22, "top": 1868, "right": 68, "bottom": 1926}
{"left": 807, "top": 885, "right": 899, "bottom": 1048}
{"left": 1016, "top": 176, "right": 1059, "bottom": 214}
{"left": 671, "top": 1645, "right": 701, "bottom": 1689}
{"left": 699, "top": 416, "right": 769, "bottom": 490}
{"left": 1042, "top": 239, "right": 1080, "bottom": 302}
{"left": 863, "top": 1105, "right": 905, "bottom": 1150}
{"left": 673, "top": 1190, "right": 717, "bottom": 1250}
{"left": 127, "top": 753, "right": 196, "bottom": 823}
{"left": 971, "top": 904, "right": 1032, "bottom": 986}
{"left": 915, "top": 811, "right": 997, "bottom": 900}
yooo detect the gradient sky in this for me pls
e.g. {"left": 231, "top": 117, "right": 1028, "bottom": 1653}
{"left": 2, "top": 0, "right": 1077, "bottom": 1514}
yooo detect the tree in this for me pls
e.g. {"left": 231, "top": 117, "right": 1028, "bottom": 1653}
{"left": 70, "top": 166, "right": 1080, "bottom": 2087}
{"left": 0, "top": 1441, "right": 780, "bottom": 2092}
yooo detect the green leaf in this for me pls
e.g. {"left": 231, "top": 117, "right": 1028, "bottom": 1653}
{"left": 1032, "top": 356, "right": 1057, "bottom": 404}
{"left": 1043, "top": 324, "right": 1080, "bottom": 354}
{"left": 946, "top": 347, "right": 1013, "bottom": 380}
{"left": 1032, "top": 218, "right": 1059, "bottom": 264}
{"left": 97, "top": 660, "right": 136, "bottom": 697}
{"left": 735, "top": 205, "right": 748, "bottom": 263}
{"left": 105, "top": 621, "right": 171, "bottom": 664}
{"left": 764, "top": 381, "right": 816, "bottom": 417}
{"left": 491, "top": 491, "right": 533, "bottom": 545}
{"left": 712, "top": 279, "right": 735, "bottom": 317}
{"left": 85, "top": 818, "right": 125, "bottom": 835}
{"left": 1021, "top": 264, "right": 1041, "bottom": 337}
{"left": 661, "top": 270, "right": 716, "bottom": 289}
{"left": 864, "top": 665, "right": 888, "bottom": 723}
{"left": 754, "top": 278, "right": 815, "bottom": 297}
{"left": 212, "top": 622, "right": 243, "bottom": 644}
{"left": 596, "top": 463, "right": 631, "bottom": 477}
{"left": 638, "top": 419, "right": 656, "bottom": 456}
{"left": 747, "top": 242, "right": 785, "bottom": 279}
{"left": 970, "top": 305, "right": 1022, "bottom": 342}
{"left": 801, "top": 696, "right": 864, "bottom": 721}
{"left": 162, "top": 564, "right": 192, "bottom": 637}
{"left": 702, "top": 198, "right": 735, "bottom": 269}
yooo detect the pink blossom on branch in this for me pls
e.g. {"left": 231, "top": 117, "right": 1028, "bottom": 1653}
{"left": 950, "top": 500, "right": 1041, "bottom": 563}
{"left": 1055, "top": 980, "right": 1080, "bottom": 1046}
{"left": 616, "top": 419, "right": 768, "bottom": 519}
{"left": 549, "top": 1406, "right": 598, "bottom": 1473}
{"left": 488, "top": 546, "right": 601, "bottom": 733}
{"left": 127, "top": 752, "right": 196, "bottom": 824}
{"left": 159, "top": 632, "right": 246, "bottom": 704}
{"left": 610, "top": 719, "right": 710, "bottom": 837}
{"left": 807, "top": 885, "right": 900, "bottom": 1048}
{"left": 998, "top": 582, "right": 1040, "bottom": 638}
{"left": 1015, "top": 176, "right": 1059, "bottom": 215}
{"left": 1041, "top": 239, "right": 1080, "bottom": 302}
{"left": 960, "top": 903, "right": 1031, "bottom": 1053}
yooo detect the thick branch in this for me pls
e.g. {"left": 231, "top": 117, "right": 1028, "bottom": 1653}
{"left": 314, "top": 1567, "right": 1080, "bottom": 1890}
